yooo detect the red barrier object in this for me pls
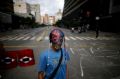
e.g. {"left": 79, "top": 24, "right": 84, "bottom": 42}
{"left": 0, "top": 51, "right": 17, "bottom": 69}
{"left": 17, "top": 49, "right": 35, "bottom": 67}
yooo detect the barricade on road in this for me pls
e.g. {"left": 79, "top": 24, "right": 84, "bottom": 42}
{"left": 0, "top": 49, "right": 35, "bottom": 69}
{"left": 18, "top": 49, "right": 35, "bottom": 67}
{"left": 0, "top": 51, "right": 17, "bottom": 69}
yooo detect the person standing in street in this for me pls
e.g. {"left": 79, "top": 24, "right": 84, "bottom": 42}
{"left": 95, "top": 16, "right": 100, "bottom": 38}
{"left": 38, "top": 29, "right": 70, "bottom": 79}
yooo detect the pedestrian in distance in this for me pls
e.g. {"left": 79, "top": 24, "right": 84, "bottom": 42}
{"left": 71, "top": 27, "right": 74, "bottom": 33}
{"left": 95, "top": 16, "right": 100, "bottom": 38}
{"left": 38, "top": 29, "right": 70, "bottom": 79}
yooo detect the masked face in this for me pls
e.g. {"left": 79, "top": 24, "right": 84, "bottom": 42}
{"left": 52, "top": 43, "right": 61, "bottom": 51}
{"left": 50, "top": 29, "right": 64, "bottom": 51}
{"left": 51, "top": 30, "right": 63, "bottom": 45}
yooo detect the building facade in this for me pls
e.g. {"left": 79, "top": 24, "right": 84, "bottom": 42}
{"left": 43, "top": 14, "right": 49, "bottom": 25}
{"left": 55, "top": 9, "right": 62, "bottom": 22}
{"left": 62, "top": 0, "right": 120, "bottom": 32}
{"left": 49, "top": 16, "right": 55, "bottom": 25}
{"left": 14, "top": 0, "right": 31, "bottom": 15}
{"left": 30, "top": 4, "right": 41, "bottom": 23}
{"left": 40, "top": 16, "right": 44, "bottom": 24}
{"left": 40, "top": 14, "right": 55, "bottom": 25}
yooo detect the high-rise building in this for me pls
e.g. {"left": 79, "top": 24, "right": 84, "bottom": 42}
{"left": 14, "top": 0, "right": 31, "bottom": 17}
{"left": 43, "top": 14, "right": 49, "bottom": 25}
{"left": 55, "top": 9, "right": 62, "bottom": 22}
{"left": 41, "top": 14, "right": 55, "bottom": 25}
{"left": 62, "top": 0, "right": 120, "bottom": 32}
{"left": 30, "top": 4, "right": 41, "bottom": 23}
{"left": 49, "top": 16, "right": 55, "bottom": 25}
{"left": 14, "top": 1, "right": 41, "bottom": 23}
{"left": 40, "top": 16, "right": 44, "bottom": 24}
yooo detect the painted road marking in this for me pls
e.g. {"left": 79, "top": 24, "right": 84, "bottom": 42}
{"left": 70, "top": 48, "right": 75, "bottom": 55}
{"left": 36, "top": 36, "right": 42, "bottom": 41}
{"left": 86, "top": 37, "right": 95, "bottom": 40}
{"left": 5, "top": 36, "right": 12, "bottom": 40}
{"left": 23, "top": 36, "right": 30, "bottom": 40}
{"left": 98, "top": 37, "right": 103, "bottom": 40}
{"left": 9, "top": 36, "right": 18, "bottom": 40}
{"left": 80, "top": 37, "right": 86, "bottom": 40}
{"left": 30, "top": 36, "right": 36, "bottom": 40}
{"left": 90, "top": 47, "right": 94, "bottom": 54}
{"left": 70, "top": 37, "right": 76, "bottom": 40}
{"left": 65, "top": 37, "right": 70, "bottom": 40}
{"left": 80, "top": 57, "right": 84, "bottom": 77}
{"left": 85, "top": 37, "right": 91, "bottom": 40}
{"left": 0, "top": 34, "right": 119, "bottom": 41}
{"left": 45, "top": 36, "right": 49, "bottom": 40}
{"left": 36, "top": 31, "right": 46, "bottom": 41}
{"left": 16, "top": 37, "right": 24, "bottom": 40}
{"left": 76, "top": 37, "right": 83, "bottom": 40}
{"left": 9, "top": 36, "right": 16, "bottom": 40}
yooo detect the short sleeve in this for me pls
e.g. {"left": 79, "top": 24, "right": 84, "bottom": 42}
{"left": 37, "top": 52, "right": 47, "bottom": 72}
{"left": 63, "top": 48, "right": 70, "bottom": 61}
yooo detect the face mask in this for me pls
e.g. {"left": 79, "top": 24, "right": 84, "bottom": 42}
{"left": 51, "top": 30, "right": 63, "bottom": 45}
{"left": 52, "top": 43, "right": 61, "bottom": 51}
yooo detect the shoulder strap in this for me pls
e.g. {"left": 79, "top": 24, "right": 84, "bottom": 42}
{"left": 49, "top": 48, "right": 63, "bottom": 79}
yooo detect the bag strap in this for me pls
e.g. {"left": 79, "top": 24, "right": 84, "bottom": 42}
{"left": 49, "top": 48, "right": 63, "bottom": 79}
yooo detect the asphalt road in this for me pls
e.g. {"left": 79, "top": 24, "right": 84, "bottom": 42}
{"left": 0, "top": 26, "right": 120, "bottom": 79}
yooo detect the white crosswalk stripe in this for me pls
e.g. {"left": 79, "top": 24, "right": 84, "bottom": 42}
{"left": 9, "top": 36, "right": 16, "bottom": 40}
{"left": 0, "top": 35, "right": 119, "bottom": 41}
{"left": 23, "top": 36, "right": 30, "bottom": 40}
{"left": 45, "top": 36, "right": 49, "bottom": 40}
{"left": 70, "top": 48, "right": 74, "bottom": 55}
{"left": 83, "top": 37, "right": 91, "bottom": 40}
{"left": 36, "top": 36, "right": 42, "bottom": 41}
{"left": 97, "top": 37, "right": 102, "bottom": 40}
{"left": 16, "top": 37, "right": 24, "bottom": 40}
{"left": 79, "top": 37, "right": 86, "bottom": 40}
{"left": 85, "top": 37, "right": 96, "bottom": 40}
{"left": 70, "top": 37, "right": 76, "bottom": 40}
{"left": 9, "top": 36, "right": 19, "bottom": 40}
{"left": 76, "top": 37, "right": 83, "bottom": 40}
{"left": 6, "top": 36, "right": 13, "bottom": 40}
{"left": 65, "top": 37, "right": 70, "bottom": 40}
{"left": 30, "top": 36, "right": 36, "bottom": 40}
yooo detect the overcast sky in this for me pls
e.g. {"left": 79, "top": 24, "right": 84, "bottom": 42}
{"left": 26, "top": 0, "right": 64, "bottom": 16}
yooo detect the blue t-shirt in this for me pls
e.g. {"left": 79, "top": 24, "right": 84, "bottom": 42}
{"left": 38, "top": 48, "right": 70, "bottom": 79}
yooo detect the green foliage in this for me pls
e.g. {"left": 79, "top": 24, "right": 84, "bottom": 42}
{"left": 55, "top": 20, "right": 62, "bottom": 27}
{"left": 31, "top": 23, "right": 46, "bottom": 28}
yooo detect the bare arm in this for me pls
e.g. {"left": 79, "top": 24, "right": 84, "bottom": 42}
{"left": 66, "top": 65, "right": 69, "bottom": 79}
{"left": 38, "top": 72, "right": 45, "bottom": 79}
